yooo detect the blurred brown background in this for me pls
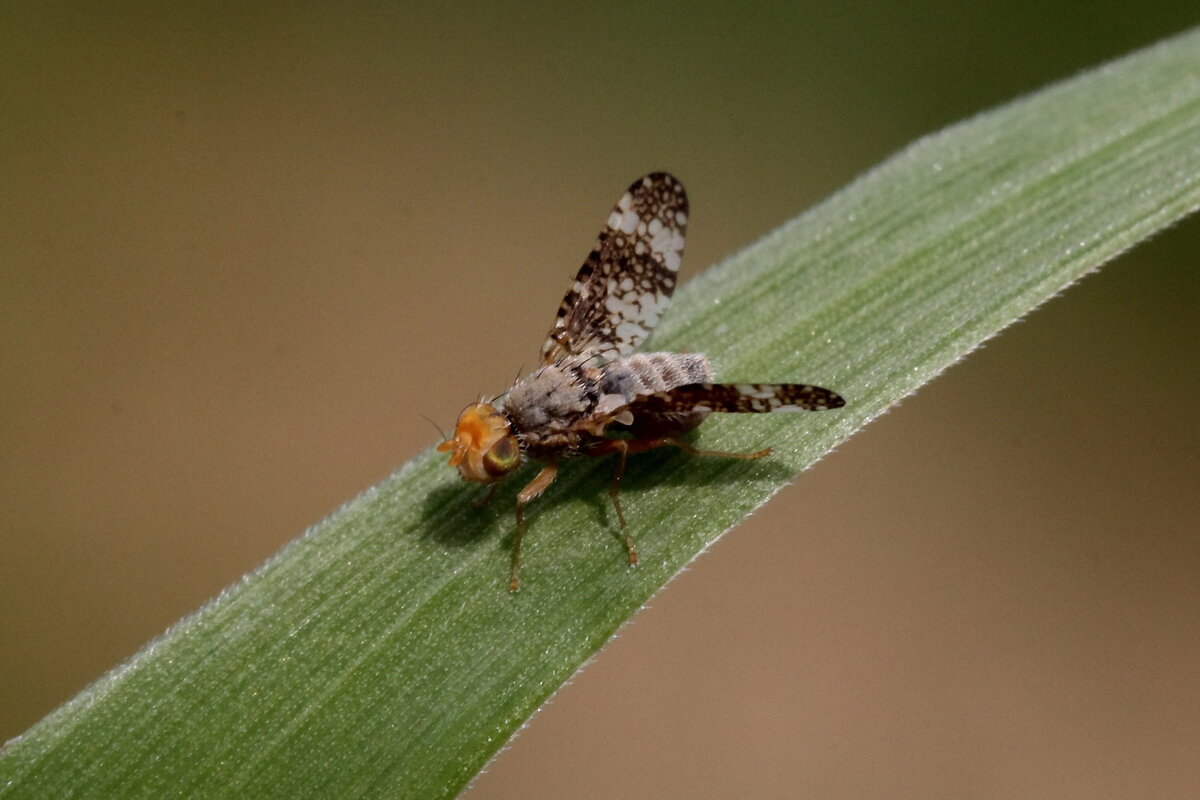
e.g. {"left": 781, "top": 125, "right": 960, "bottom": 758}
{"left": 3, "top": 4, "right": 1198, "bottom": 798}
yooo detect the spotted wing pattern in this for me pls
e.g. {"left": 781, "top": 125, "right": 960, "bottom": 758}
{"left": 627, "top": 382, "right": 846, "bottom": 416}
{"left": 542, "top": 173, "right": 688, "bottom": 366}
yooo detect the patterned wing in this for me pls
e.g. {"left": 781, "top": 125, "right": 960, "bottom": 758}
{"left": 542, "top": 173, "right": 688, "bottom": 365}
{"left": 627, "top": 383, "right": 846, "bottom": 415}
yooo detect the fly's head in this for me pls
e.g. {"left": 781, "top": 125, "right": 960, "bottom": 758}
{"left": 438, "top": 403, "right": 521, "bottom": 484}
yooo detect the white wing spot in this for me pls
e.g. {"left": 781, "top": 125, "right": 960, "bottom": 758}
{"left": 735, "top": 384, "right": 777, "bottom": 399}
{"left": 615, "top": 321, "right": 641, "bottom": 341}
{"left": 649, "top": 228, "right": 672, "bottom": 254}
{"left": 604, "top": 294, "right": 628, "bottom": 314}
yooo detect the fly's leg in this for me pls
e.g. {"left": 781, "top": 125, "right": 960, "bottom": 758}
{"left": 593, "top": 436, "right": 772, "bottom": 463}
{"left": 605, "top": 439, "right": 638, "bottom": 566}
{"left": 510, "top": 462, "right": 559, "bottom": 592}
{"left": 649, "top": 438, "right": 773, "bottom": 461}
{"left": 591, "top": 436, "right": 773, "bottom": 568}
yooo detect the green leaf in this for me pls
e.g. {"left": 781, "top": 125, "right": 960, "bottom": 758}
{"left": 4, "top": 27, "right": 1200, "bottom": 800}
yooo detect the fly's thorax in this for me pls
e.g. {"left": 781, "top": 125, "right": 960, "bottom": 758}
{"left": 599, "top": 352, "right": 712, "bottom": 402}
{"left": 502, "top": 362, "right": 595, "bottom": 435}
{"left": 437, "top": 403, "right": 521, "bottom": 483}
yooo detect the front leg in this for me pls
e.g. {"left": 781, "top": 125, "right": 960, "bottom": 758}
{"left": 510, "top": 462, "right": 559, "bottom": 592}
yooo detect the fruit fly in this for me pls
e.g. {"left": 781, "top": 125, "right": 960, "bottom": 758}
{"left": 438, "top": 173, "right": 844, "bottom": 590}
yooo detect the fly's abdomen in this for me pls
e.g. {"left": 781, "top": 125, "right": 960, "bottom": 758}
{"left": 600, "top": 352, "right": 712, "bottom": 403}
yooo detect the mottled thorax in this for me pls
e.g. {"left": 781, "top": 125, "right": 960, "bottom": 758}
{"left": 501, "top": 361, "right": 594, "bottom": 436}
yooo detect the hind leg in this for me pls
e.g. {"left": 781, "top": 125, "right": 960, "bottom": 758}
{"left": 591, "top": 437, "right": 772, "bottom": 568}
{"left": 602, "top": 440, "right": 639, "bottom": 567}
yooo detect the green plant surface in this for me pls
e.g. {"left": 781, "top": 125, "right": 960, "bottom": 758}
{"left": 4, "top": 27, "right": 1200, "bottom": 800}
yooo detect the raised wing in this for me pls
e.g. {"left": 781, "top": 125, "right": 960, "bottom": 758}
{"left": 542, "top": 173, "right": 688, "bottom": 365}
{"left": 627, "top": 382, "right": 846, "bottom": 415}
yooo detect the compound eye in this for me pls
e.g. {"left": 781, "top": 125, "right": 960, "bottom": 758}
{"left": 482, "top": 436, "right": 520, "bottom": 478}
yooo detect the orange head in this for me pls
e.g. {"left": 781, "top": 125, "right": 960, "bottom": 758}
{"left": 437, "top": 402, "right": 522, "bottom": 483}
